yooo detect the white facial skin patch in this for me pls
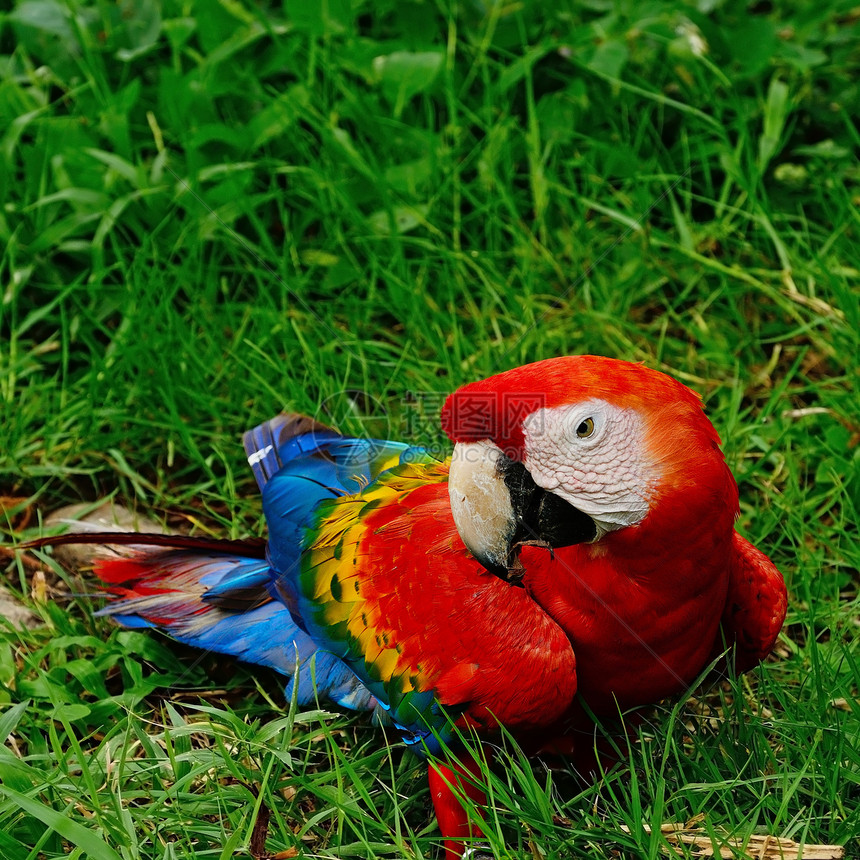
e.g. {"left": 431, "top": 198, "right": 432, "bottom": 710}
{"left": 522, "top": 400, "right": 657, "bottom": 538}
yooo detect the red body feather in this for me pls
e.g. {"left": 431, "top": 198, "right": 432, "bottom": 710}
{"left": 351, "top": 480, "right": 578, "bottom": 733}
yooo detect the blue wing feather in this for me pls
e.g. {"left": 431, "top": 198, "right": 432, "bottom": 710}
{"left": 244, "top": 413, "right": 435, "bottom": 577}
{"left": 96, "top": 414, "right": 440, "bottom": 723}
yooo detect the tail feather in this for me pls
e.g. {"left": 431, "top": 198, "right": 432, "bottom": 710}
{"left": 89, "top": 548, "right": 374, "bottom": 711}
{"left": 22, "top": 531, "right": 267, "bottom": 559}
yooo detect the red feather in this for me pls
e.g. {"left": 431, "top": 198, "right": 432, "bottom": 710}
{"left": 21, "top": 531, "right": 267, "bottom": 558}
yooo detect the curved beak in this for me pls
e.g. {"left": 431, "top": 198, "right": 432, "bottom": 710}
{"left": 448, "top": 441, "right": 596, "bottom": 581}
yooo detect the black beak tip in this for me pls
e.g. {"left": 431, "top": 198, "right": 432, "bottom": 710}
{"left": 474, "top": 553, "right": 509, "bottom": 580}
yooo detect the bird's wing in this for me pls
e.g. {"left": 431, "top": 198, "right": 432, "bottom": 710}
{"left": 722, "top": 531, "right": 788, "bottom": 673}
{"left": 243, "top": 412, "right": 434, "bottom": 494}
{"left": 243, "top": 413, "right": 436, "bottom": 576}
{"left": 282, "top": 458, "right": 578, "bottom": 754}
{"left": 82, "top": 547, "right": 376, "bottom": 711}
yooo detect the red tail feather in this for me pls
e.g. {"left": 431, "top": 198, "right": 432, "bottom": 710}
{"left": 92, "top": 556, "right": 174, "bottom": 586}
{"left": 21, "top": 531, "right": 267, "bottom": 559}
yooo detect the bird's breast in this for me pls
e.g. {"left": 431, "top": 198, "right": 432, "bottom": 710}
{"left": 519, "top": 541, "right": 731, "bottom": 713}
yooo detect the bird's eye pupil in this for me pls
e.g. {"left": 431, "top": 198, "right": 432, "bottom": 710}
{"left": 576, "top": 418, "right": 595, "bottom": 438}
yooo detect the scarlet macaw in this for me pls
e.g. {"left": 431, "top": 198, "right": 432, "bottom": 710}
{"left": 28, "top": 356, "right": 787, "bottom": 858}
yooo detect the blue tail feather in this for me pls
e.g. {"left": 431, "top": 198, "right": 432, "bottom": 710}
{"left": 95, "top": 550, "right": 374, "bottom": 711}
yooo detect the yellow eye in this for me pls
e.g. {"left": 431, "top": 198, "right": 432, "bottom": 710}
{"left": 576, "top": 417, "right": 595, "bottom": 438}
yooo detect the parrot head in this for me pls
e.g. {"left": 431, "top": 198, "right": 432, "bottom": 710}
{"left": 442, "top": 355, "right": 738, "bottom": 579}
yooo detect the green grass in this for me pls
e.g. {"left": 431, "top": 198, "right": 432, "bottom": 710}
{"left": 1, "top": 0, "right": 859, "bottom": 857}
